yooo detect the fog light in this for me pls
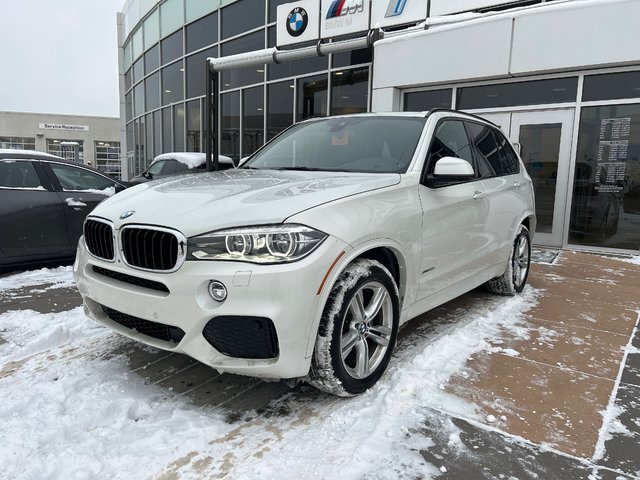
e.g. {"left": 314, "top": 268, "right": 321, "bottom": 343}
{"left": 208, "top": 281, "right": 227, "bottom": 302}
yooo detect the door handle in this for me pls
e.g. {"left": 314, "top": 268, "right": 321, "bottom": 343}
{"left": 513, "top": 181, "right": 522, "bottom": 188}
{"left": 65, "top": 198, "right": 88, "bottom": 211}
{"left": 473, "top": 191, "right": 486, "bottom": 200}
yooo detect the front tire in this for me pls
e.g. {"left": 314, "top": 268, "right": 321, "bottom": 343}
{"left": 485, "top": 224, "right": 531, "bottom": 296}
{"left": 307, "top": 259, "right": 399, "bottom": 396}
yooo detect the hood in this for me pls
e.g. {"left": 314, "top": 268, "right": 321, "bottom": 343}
{"left": 92, "top": 169, "right": 400, "bottom": 236}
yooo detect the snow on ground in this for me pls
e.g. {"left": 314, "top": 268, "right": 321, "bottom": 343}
{"left": 0, "top": 266, "right": 540, "bottom": 480}
{"left": 0, "top": 266, "right": 75, "bottom": 293}
{"left": 617, "top": 255, "right": 640, "bottom": 266}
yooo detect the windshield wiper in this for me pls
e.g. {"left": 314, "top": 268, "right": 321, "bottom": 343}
{"left": 273, "top": 166, "right": 326, "bottom": 171}
{"left": 273, "top": 167, "right": 351, "bottom": 172}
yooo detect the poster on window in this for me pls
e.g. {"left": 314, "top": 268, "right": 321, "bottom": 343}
{"left": 595, "top": 117, "right": 631, "bottom": 193}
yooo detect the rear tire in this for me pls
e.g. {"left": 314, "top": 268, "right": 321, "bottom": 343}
{"left": 485, "top": 224, "right": 531, "bottom": 296}
{"left": 307, "top": 259, "right": 399, "bottom": 397}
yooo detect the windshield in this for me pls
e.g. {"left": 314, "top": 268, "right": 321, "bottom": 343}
{"left": 243, "top": 116, "right": 426, "bottom": 174}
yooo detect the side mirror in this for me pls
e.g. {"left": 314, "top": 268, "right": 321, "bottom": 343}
{"left": 434, "top": 157, "right": 475, "bottom": 177}
{"left": 115, "top": 183, "right": 127, "bottom": 193}
{"left": 144, "top": 172, "right": 153, "bottom": 179}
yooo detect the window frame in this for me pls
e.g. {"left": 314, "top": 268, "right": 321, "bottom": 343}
{"left": 421, "top": 117, "right": 480, "bottom": 189}
{"left": 465, "top": 120, "right": 521, "bottom": 179}
{"left": 0, "top": 159, "right": 48, "bottom": 191}
{"left": 43, "top": 161, "right": 118, "bottom": 193}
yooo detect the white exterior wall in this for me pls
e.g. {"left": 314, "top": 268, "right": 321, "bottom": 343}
{"left": 372, "top": 0, "right": 640, "bottom": 110}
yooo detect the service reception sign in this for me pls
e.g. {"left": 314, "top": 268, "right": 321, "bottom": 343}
{"left": 39, "top": 123, "right": 89, "bottom": 132}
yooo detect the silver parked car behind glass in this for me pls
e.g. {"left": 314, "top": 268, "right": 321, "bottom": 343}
{"left": 74, "top": 111, "right": 536, "bottom": 396}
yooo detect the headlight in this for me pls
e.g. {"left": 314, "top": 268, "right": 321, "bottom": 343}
{"left": 187, "top": 224, "right": 327, "bottom": 264}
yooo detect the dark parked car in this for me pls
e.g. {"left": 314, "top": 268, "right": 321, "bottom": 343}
{"left": 129, "top": 152, "right": 234, "bottom": 185}
{"left": 0, "top": 149, "right": 128, "bottom": 269}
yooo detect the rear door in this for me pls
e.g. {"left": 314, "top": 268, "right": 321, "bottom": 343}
{"left": 417, "top": 118, "right": 490, "bottom": 300}
{"left": 466, "top": 120, "right": 526, "bottom": 267}
{"left": 0, "top": 158, "right": 70, "bottom": 259}
{"left": 43, "top": 162, "right": 119, "bottom": 249}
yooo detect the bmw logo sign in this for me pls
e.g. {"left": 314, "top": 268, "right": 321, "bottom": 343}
{"left": 120, "top": 210, "right": 135, "bottom": 220}
{"left": 286, "top": 7, "right": 308, "bottom": 37}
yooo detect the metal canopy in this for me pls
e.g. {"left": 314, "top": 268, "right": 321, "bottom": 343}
{"left": 203, "top": 30, "right": 381, "bottom": 172}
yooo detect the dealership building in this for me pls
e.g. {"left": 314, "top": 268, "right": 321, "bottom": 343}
{"left": 0, "top": 111, "right": 121, "bottom": 178}
{"left": 117, "top": 0, "right": 639, "bottom": 254}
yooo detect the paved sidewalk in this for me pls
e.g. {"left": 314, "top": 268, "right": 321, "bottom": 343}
{"left": 1, "top": 250, "right": 638, "bottom": 479}
{"left": 442, "top": 251, "right": 640, "bottom": 479}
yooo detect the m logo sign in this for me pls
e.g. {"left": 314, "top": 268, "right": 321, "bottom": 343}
{"left": 325, "top": 0, "right": 365, "bottom": 19}
{"left": 385, "top": 0, "right": 407, "bottom": 18}
{"left": 370, "top": 0, "right": 428, "bottom": 29}
{"left": 321, "top": 0, "right": 370, "bottom": 38}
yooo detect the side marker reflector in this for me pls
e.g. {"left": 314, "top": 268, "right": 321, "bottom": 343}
{"left": 317, "top": 251, "right": 345, "bottom": 296}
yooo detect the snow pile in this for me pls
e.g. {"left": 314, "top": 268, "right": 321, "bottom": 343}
{"left": 0, "top": 307, "right": 233, "bottom": 480}
{"left": 0, "top": 266, "right": 75, "bottom": 292}
{"left": 0, "top": 308, "right": 104, "bottom": 362}
{"left": 617, "top": 255, "right": 640, "bottom": 266}
{"left": 66, "top": 186, "right": 116, "bottom": 196}
{"left": 152, "top": 152, "right": 234, "bottom": 170}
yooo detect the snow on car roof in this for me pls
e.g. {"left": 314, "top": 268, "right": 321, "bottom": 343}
{"left": 0, "top": 149, "right": 62, "bottom": 159}
{"left": 152, "top": 152, "right": 234, "bottom": 169}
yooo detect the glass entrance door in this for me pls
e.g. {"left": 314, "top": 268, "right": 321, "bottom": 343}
{"left": 478, "top": 110, "right": 575, "bottom": 247}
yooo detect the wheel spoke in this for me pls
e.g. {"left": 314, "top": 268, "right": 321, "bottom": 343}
{"left": 518, "top": 237, "right": 527, "bottom": 257}
{"left": 364, "top": 286, "right": 388, "bottom": 322}
{"left": 349, "top": 290, "right": 366, "bottom": 323}
{"left": 341, "top": 330, "right": 359, "bottom": 360}
{"left": 355, "top": 337, "right": 370, "bottom": 378}
{"left": 366, "top": 325, "right": 391, "bottom": 346}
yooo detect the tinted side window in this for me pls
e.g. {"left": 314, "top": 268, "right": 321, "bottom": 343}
{"left": 467, "top": 122, "right": 520, "bottom": 177}
{"left": 173, "top": 161, "right": 190, "bottom": 173}
{"left": 0, "top": 160, "right": 43, "bottom": 189}
{"left": 466, "top": 121, "right": 503, "bottom": 178}
{"left": 425, "top": 120, "right": 474, "bottom": 178}
{"left": 50, "top": 163, "right": 116, "bottom": 192}
{"left": 147, "top": 161, "right": 165, "bottom": 176}
{"left": 163, "top": 160, "right": 178, "bottom": 175}
{"left": 495, "top": 130, "right": 520, "bottom": 175}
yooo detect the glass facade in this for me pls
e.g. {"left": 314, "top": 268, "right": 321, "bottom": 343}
{"left": 121, "top": 0, "right": 372, "bottom": 175}
{"left": 94, "top": 141, "right": 122, "bottom": 179}
{"left": 47, "top": 139, "right": 84, "bottom": 162}
{"left": 569, "top": 104, "right": 640, "bottom": 251}
{"left": 404, "top": 89, "right": 453, "bottom": 111}
{"left": 0, "top": 137, "right": 36, "bottom": 150}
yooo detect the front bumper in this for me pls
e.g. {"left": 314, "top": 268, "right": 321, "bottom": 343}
{"left": 74, "top": 235, "right": 349, "bottom": 379}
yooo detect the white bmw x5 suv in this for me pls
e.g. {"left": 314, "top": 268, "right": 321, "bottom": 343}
{"left": 74, "top": 110, "right": 535, "bottom": 396}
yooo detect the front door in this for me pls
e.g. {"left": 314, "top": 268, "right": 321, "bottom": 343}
{"left": 477, "top": 110, "right": 575, "bottom": 247}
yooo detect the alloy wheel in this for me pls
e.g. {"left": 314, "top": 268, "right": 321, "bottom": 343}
{"left": 513, "top": 234, "right": 530, "bottom": 289}
{"left": 340, "top": 281, "right": 394, "bottom": 380}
